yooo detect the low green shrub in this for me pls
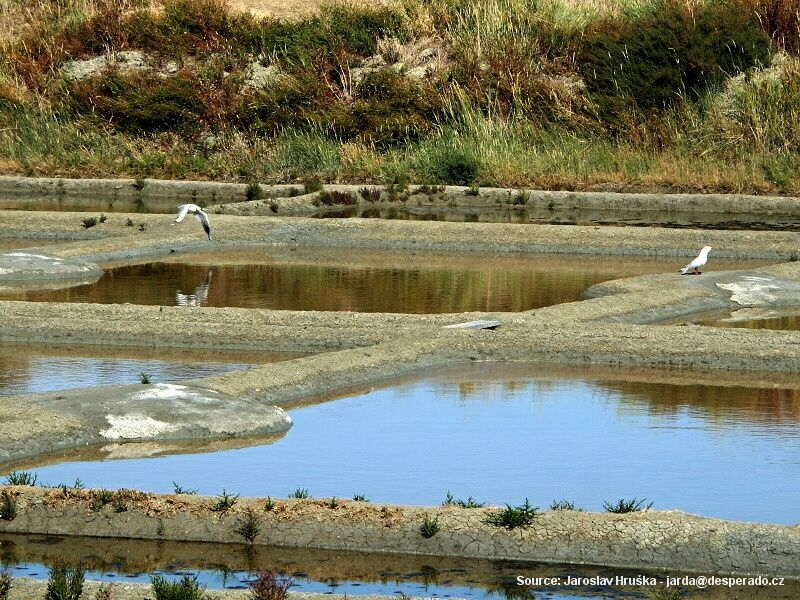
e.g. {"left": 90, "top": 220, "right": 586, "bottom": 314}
{"left": 485, "top": 499, "right": 538, "bottom": 529}
{"left": 603, "top": 497, "right": 653, "bottom": 513}
{"left": 419, "top": 514, "right": 440, "bottom": 538}
{"left": 45, "top": 564, "right": 85, "bottom": 600}
{"left": 151, "top": 574, "right": 206, "bottom": 600}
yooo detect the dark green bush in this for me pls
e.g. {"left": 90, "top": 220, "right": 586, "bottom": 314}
{"left": 578, "top": 0, "right": 769, "bottom": 123}
{"left": 429, "top": 146, "right": 481, "bottom": 185}
{"left": 63, "top": 70, "right": 206, "bottom": 135}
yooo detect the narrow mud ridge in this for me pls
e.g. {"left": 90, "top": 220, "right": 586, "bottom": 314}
{"left": 1, "top": 486, "right": 798, "bottom": 578}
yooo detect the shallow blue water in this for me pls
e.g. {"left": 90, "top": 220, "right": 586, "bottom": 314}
{"left": 0, "top": 343, "right": 303, "bottom": 396}
{"left": 24, "top": 366, "right": 800, "bottom": 524}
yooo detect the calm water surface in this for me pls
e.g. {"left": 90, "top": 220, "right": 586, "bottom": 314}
{"left": 0, "top": 343, "right": 304, "bottom": 396}
{"left": 23, "top": 365, "right": 800, "bottom": 525}
{"left": 4, "top": 534, "right": 796, "bottom": 599}
{"left": 0, "top": 251, "right": 771, "bottom": 313}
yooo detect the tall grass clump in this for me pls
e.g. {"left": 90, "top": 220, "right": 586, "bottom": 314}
{"left": 45, "top": 564, "right": 85, "bottom": 600}
{"left": 708, "top": 54, "right": 800, "bottom": 154}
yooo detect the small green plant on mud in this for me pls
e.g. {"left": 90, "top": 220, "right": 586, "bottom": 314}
{"left": 0, "top": 492, "right": 15, "bottom": 521}
{"left": 211, "top": 489, "right": 239, "bottom": 512}
{"left": 513, "top": 190, "right": 530, "bottom": 205}
{"left": 303, "top": 178, "right": 323, "bottom": 194}
{"left": 91, "top": 489, "right": 114, "bottom": 511}
{"left": 485, "top": 499, "right": 538, "bottom": 529}
{"left": 352, "top": 494, "right": 369, "bottom": 502}
{"left": 245, "top": 181, "right": 263, "bottom": 201}
{"left": 125, "top": 218, "right": 135, "bottom": 227}
{"left": 466, "top": 184, "right": 480, "bottom": 196}
{"left": 4, "top": 471, "right": 37, "bottom": 486}
{"left": 359, "top": 187, "right": 381, "bottom": 202}
{"left": 603, "top": 497, "right": 653, "bottom": 513}
{"left": 264, "top": 496, "right": 275, "bottom": 511}
{"left": 234, "top": 507, "right": 262, "bottom": 543}
{"left": 549, "top": 499, "right": 581, "bottom": 511}
{"left": 327, "top": 497, "right": 339, "bottom": 508}
{"left": 98, "top": 213, "right": 107, "bottom": 223}
{"left": 132, "top": 178, "right": 146, "bottom": 191}
{"left": 442, "top": 491, "right": 484, "bottom": 508}
{"left": 288, "top": 488, "right": 310, "bottom": 499}
{"left": 81, "top": 217, "right": 97, "bottom": 228}
{"left": 151, "top": 574, "right": 206, "bottom": 600}
{"left": 419, "top": 514, "right": 440, "bottom": 538}
{"left": 112, "top": 494, "right": 128, "bottom": 513}
{"left": 45, "top": 563, "right": 85, "bottom": 600}
{"left": 172, "top": 482, "right": 197, "bottom": 495}
{"left": 0, "top": 570, "right": 11, "bottom": 600}
{"left": 248, "top": 571, "right": 293, "bottom": 600}
{"left": 139, "top": 372, "right": 151, "bottom": 384}
{"left": 94, "top": 583, "right": 115, "bottom": 600}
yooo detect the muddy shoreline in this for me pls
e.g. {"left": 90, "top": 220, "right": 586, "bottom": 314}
{"left": 2, "top": 178, "right": 800, "bottom": 582}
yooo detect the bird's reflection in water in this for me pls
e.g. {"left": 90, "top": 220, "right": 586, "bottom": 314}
{"left": 176, "top": 270, "right": 213, "bottom": 307}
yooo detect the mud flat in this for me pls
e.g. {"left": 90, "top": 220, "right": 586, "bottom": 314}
{"left": 2, "top": 180, "right": 800, "bottom": 581}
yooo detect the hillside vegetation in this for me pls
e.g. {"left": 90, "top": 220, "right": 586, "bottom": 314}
{"left": 1, "top": 0, "right": 799, "bottom": 193}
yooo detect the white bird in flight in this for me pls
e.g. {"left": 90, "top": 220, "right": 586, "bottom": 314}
{"left": 679, "top": 246, "right": 711, "bottom": 275}
{"left": 174, "top": 204, "right": 212, "bottom": 240}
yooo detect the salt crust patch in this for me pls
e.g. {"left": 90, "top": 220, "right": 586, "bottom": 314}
{"left": 717, "top": 276, "right": 779, "bottom": 306}
{"left": 5, "top": 252, "right": 61, "bottom": 261}
{"left": 130, "top": 382, "right": 194, "bottom": 401}
{"left": 101, "top": 414, "right": 181, "bottom": 440}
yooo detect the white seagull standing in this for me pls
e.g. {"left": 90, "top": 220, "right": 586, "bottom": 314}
{"left": 174, "top": 204, "right": 212, "bottom": 240}
{"left": 679, "top": 246, "right": 712, "bottom": 275}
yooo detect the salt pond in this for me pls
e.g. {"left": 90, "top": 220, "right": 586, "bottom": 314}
{"left": 23, "top": 364, "right": 800, "bottom": 525}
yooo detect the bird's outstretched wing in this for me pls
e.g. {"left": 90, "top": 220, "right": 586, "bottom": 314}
{"left": 195, "top": 211, "right": 212, "bottom": 240}
{"left": 175, "top": 204, "right": 192, "bottom": 223}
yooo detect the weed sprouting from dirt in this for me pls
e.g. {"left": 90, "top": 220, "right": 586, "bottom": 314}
{"left": 248, "top": 571, "right": 293, "bottom": 600}
{"left": 210, "top": 489, "right": 239, "bottom": 512}
{"left": 549, "top": 499, "right": 581, "bottom": 511}
{"left": 419, "top": 514, "right": 440, "bottom": 538}
{"left": 485, "top": 499, "right": 538, "bottom": 529}
{"left": 82, "top": 217, "right": 98, "bottom": 228}
{"left": 603, "top": 497, "right": 653, "bottom": 513}
{"left": 45, "top": 564, "right": 85, "bottom": 600}
{"left": 151, "top": 574, "right": 206, "bottom": 600}
{"left": 288, "top": 488, "right": 310, "bottom": 499}
{"left": 94, "top": 583, "right": 115, "bottom": 600}
{"left": 234, "top": 507, "right": 262, "bottom": 543}
{"left": 173, "top": 482, "right": 198, "bottom": 495}
{"left": 442, "top": 491, "right": 485, "bottom": 508}
{"left": 4, "top": 471, "right": 37, "bottom": 486}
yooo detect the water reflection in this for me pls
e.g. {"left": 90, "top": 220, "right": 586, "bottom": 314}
{"left": 24, "top": 365, "right": 800, "bottom": 524}
{"left": 0, "top": 251, "right": 772, "bottom": 313}
{"left": 176, "top": 270, "right": 213, "bottom": 307}
{"left": 0, "top": 343, "right": 304, "bottom": 396}
{"left": 2, "top": 534, "right": 796, "bottom": 599}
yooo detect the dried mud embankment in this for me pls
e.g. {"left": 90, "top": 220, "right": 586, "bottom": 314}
{"left": 1, "top": 486, "right": 799, "bottom": 579}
